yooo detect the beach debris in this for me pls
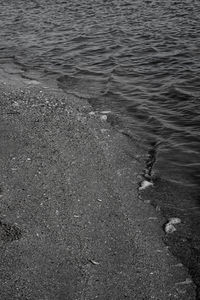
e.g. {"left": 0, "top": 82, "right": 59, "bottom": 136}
{"left": 89, "top": 259, "right": 100, "bottom": 265}
{"left": 100, "top": 115, "right": 107, "bottom": 121}
{"left": 139, "top": 180, "right": 153, "bottom": 190}
{"left": 165, "top": 218, "right": 181, "bottom": 234}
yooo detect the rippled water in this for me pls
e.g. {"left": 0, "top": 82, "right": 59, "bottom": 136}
{"left": 0, "top": 0, "right": 200, "bottom": 286}
{"left": 1, "top": 0, "right": 199, "bottom": 191}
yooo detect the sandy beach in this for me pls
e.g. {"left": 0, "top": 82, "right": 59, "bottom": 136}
{"left": 0, "top": 81, "right": 196, "bottom": 299}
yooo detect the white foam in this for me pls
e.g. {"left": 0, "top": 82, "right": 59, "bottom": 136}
{"left": 100, "top": 110, "right": 111, "bottom": 114}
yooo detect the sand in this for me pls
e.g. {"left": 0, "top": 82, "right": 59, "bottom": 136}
{"left": 0, "top": 81, "right": 196, "bottom": 299}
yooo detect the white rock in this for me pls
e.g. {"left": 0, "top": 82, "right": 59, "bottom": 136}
{"left": 139, "top": 180, "right": 153, "bottom": 190}
{"left": 168, "top": 217, "right": 181, "bottom": 225}
{"left": 165, "top": 223, "right": 177, "bottom": 234}
{"left": 100, "top": 115, "right": 107, "bottom": 121}
{"left": 89, "top": 111, "right": 95, "bottom": 116}
{"left": 165, "top": 218, "right": 181, "bottom": 234}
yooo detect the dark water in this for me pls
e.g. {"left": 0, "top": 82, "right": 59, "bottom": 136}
{"left": 0, "top": 0, "right": 200, "bottom": 292}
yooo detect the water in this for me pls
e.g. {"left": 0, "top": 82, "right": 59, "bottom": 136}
{"left": 0, "top": 0, "right": 200, "bottom": 292}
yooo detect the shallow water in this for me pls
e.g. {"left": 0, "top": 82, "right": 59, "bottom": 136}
{"left": 0, "top": 0, "right": 200, "bottom": 289}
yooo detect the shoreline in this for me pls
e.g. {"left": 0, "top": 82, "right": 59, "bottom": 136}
{"left": 0, "top": 81, "right": 196, "bottom": 299}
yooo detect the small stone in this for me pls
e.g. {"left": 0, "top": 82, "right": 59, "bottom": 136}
{"left": 164, "top": 217, "right": 181, "bottom": 234}
{"left": 165, "top": 223, "right": 176, "bottom": 234}
{"left": 139, "top": 180, "right": 153, "bottom": 190}
{"left": 89, "top": 111, "right": 95, "bottom": 116}
{"left": 169, "top": 217, "right": 181, "bottom": 225}
{"left": 100, "top": 115, "right": 107, "bottom": 121}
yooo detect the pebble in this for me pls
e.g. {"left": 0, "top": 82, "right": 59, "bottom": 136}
{"left": 89, "top": 111, "right": 95, "bottom": 116}
{"left": 165, "top": 223, "right": 177, "bottom": 234}
{"left": 168, "top": 217, "right": 181, "bottom": 225}
{"left": 139, "top": 180, "right": 153, "bottom": 190}
{"left": 100, "top": 115, "right": 107, "bottom": 121}
{"left": 165, "top": 217, "right": 181, "bottom": 234}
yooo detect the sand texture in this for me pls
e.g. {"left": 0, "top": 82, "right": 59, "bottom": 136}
{"left": 0, "top": 82, "right": 196, "bottom": 299}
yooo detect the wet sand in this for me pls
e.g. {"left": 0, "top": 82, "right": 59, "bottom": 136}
{"left": 0, "top": 81, "right": 196, "bottom": 299}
